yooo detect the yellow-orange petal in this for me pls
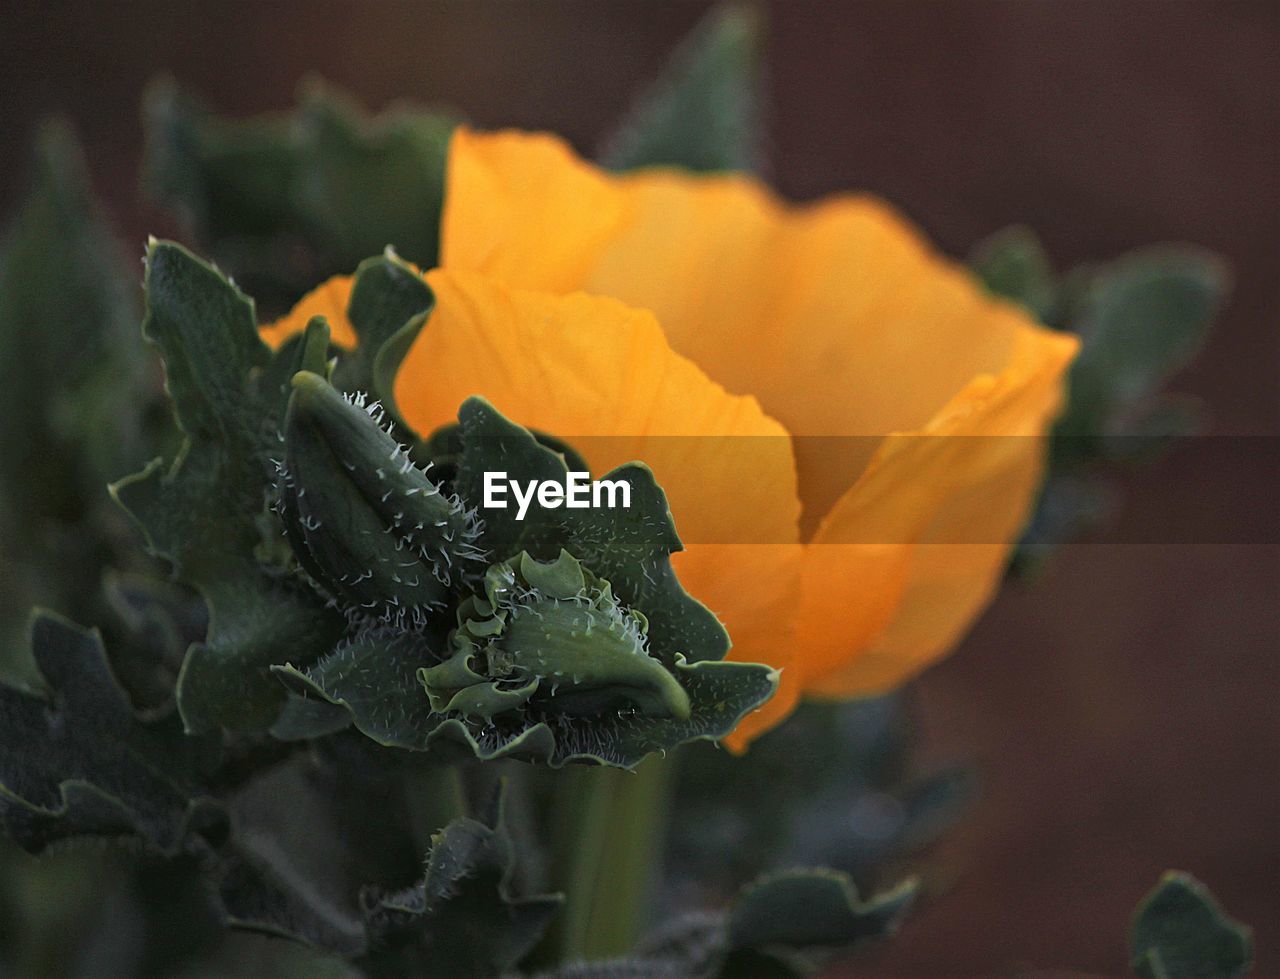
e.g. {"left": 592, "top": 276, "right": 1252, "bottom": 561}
{"left": 404, "top": 268, "right": 801, "bottom": 543}
{"left": 441, "top": 129, "right": 633, "bottom": 294}
{"left": 259, "top": 274, "right": 357, "bottom": 349}
{"left": 398, "top": 268, "right": 805, "bottom": 710}
{"left": 441, "top": 128, "right": 1033, "bottom": 534}
{"left": 804, "top": 324, "right": 1079, "bottom": 696}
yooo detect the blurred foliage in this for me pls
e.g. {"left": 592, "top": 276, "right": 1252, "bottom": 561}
{"left": 141, "top": 1, "right": 763, "bottom": 313}
{"left": 0, "top": 613, "right": 222, "bottom": 855}
{"left": 144, "top": 78, "right": 456, "bottom": 315}
{"left": 531, "top": 871, "right": 915, "bottom": 979}
{"left": 970, "top": 227, "right": 1229, "bottom": 573}
{"left": 359, "top": 782, "right": 561, "bottom": 977}
{"left": 668, "top": 696, "right": 970, "bottom": 904}
{"left": 0, "top": 123, "right": 163, "bottom": 681}
{"left": 599, "top": 4, "right": 763, "bottom": 174}
{"left": 1129, "top": 873, "right": 1253, "bottom": 979}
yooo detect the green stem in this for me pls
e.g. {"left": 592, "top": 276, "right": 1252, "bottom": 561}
{"left": 557, "top": 767, "right": 619, "bottom": 962}
{"left": 556, "top": 754, "right": 675, "bottom": 964}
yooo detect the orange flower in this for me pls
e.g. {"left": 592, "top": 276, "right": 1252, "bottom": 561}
{"left": 264, "top": 128, "right": 1078, "bottom": 749}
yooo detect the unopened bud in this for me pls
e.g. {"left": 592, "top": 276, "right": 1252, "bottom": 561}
{"left": 278, "top": 371, "right": 485, "bottom": 623}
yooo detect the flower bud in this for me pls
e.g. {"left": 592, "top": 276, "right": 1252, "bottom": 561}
{"left": 278, "top": 370, "right": 485, "bottom": 623}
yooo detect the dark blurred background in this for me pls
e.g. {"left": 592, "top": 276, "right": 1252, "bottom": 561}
{"left": 1, "top": 1, "right": 1276, "bottom": 975}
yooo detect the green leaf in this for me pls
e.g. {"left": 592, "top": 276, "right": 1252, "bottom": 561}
{"left": 724, "top": 870, "right": 916, "bottom": 974}
{"left": 0, "top": 617, "right": 412, "bottom": 960}
{"left": 143, "top": 82, "right": 299, "bottom": 240}
{"left": 0, "top": 613, "right": 223, "bottom": 855}
{"left": 275, "top": 626, "right": 777, "bottom": 771}
{"left": 422, "top": 550, "right": 692, "bottom": 721}
{"left": 267, "top": 690, "right": 353, "bottom": 741}
{"left": 112, "top": 241, "right": 344, "bottom": 733}
{"left": 330, "top": 251, "right": 435, "bottom": 412}
{"left": 101, "top": 570, "right": 208, "bottom": 717}
{"left": 266, "top": 691, "right": 350, "bottom": 737}
{"left": 968, "top": 225, "right": 1056, "bottom": 323}
{"left": 273, "top": 631, "right": 438, "bottom": 752}
{"left": 0, "top": 121, "right": 146, "bottom": 502}
{"left": 537, "top": 870, "right": 915, "bottom": 978}
{"left": 249, "top": 250, "right": 434, "bottom": 421}
{"left": 359, "top": 782, "right": 561, "bottom": 978}
{"left": 1058, "top": 246, "right": 1228, "bottom": 446}
{"left": 434, "top": 398, "right": 777, "bottom": 765}
{"left": 1130, "top": 872, "right": 1253, "bottom": 979}
{"left": 213, "top": 844, "right": 367, "bottom": 957}
{"left": 292, "top": 81, "right": 454, "bottom": 273}
{"left": 139, "top": 238, "right": 270, "bottom": 450}
{"left": 600, "top": 4, "right": 764, "bottom": 173}
{"left": 213, "top": 739, "right": 444, "bottom": 957}
{"left": 975, "top": 231, "right": 1229, "bottom": 574}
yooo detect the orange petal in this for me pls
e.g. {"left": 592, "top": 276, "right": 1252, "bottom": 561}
{"left": 441, "top": 129, "right": 632, "bottom": 294}
{"left": 404, "top": 269, "right": 800, "bottom": 541}
{"left": 259, "top": 274, "right": 357, "bottom": 349}
{"left": 804, "top": 325, "right": 1079, "bottom": 696}
{"left": 442, "top": 129, "right": 1030, "bottom": 533}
